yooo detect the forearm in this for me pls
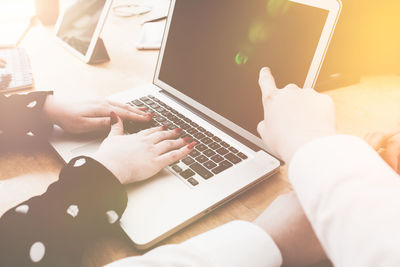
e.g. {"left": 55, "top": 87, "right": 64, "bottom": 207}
{"left": 0, "top": 156, "right": 128, "bottom": 266}
{"left": 0, "top": 91, "right": 53, "bottom": 149}
{"left": 290, "top": 135, "right": 400, "bottom": 266}
{"left": 107, "top": 220, "right": 282, "bottom": 267}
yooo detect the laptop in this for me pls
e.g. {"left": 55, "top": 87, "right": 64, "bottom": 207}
{"left": 50, "top": 0, "right": 341, "bottom": 249}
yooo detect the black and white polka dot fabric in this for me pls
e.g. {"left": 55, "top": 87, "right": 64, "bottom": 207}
{"left": 0, "top": 92, "right": 128, "bottom": 266}
{"left": 0, "top": 91, "right": 53, "bottom": 151}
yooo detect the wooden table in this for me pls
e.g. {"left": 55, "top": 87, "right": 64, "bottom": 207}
{"left": 1, "top": 7, "right": 400, "bottom": 267}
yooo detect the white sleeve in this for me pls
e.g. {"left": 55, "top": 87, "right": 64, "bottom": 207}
{"left": 106, "top": 221, "right": 282, "bottom": 267}
{"left": 289, "top": 135, "right": 400, "bottom": 267}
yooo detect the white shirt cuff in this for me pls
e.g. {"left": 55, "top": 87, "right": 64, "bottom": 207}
{"left": 182, "top": 220, "right": 282, "bottom": 267}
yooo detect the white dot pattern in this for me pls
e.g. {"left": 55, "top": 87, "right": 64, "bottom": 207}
{"left": 73, "top": 158, "right": 86, "bottom": 167}
{"left": 66, "top": 205, "right": 79, "bottom": 218}
{"left": 106, "top": 210, "right": 119, "bottom": 224}
{"left": 15, "top": 205, "right": 29, "bottom": 214}
{"left": 30, "top": 242, "right": 45, "bottom": 263}
{"left": 27, "top": 100, "right": 37, "bottom": 108}
{"left": 26, "top": 131, "right": 34, "bottom": 137}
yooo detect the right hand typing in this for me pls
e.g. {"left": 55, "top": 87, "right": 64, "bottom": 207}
{"left": 93, "top": 112, "right": 197, "bottom": 184}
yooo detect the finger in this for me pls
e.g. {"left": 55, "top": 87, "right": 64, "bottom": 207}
{"left": 108, "top": 100, "right": 149, "bottom": 116}
{"left": 155, "top": 141, "right": 197, "bottom": 167}
{"left": 257, "top": 121, "right": 266, "bottom": 138}
{"left": 259, "top": 67, "right": 278, "bottom": 99}
{"left": 364, "top": 132, "right": 387, "bottom": 151}
{"left": 155, "top": 136, "right": 192, "bottom": 155}
{"left": 76, "top": 117, "right": 111, "bottom": 133}
{"left": 108, "top": 111, "right": 124, "bottom": 137}
{"left": 146, "top": 128, "right": 183, "bottom": 144}
{"left": 112, "top": 106, "right": 153, "bottom": 122}
{"left": 139, "top": 125, "right": 168, "bottom": 136}
{"left": 381, "top": 133, "right": 400, "bottom": 172}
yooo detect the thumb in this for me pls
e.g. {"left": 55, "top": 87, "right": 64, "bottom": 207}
{"left": 259, "top": 67, "right": 278, "bottom": 99}
{"left": 108, "top": 111, "right": 124, "bottom": 137}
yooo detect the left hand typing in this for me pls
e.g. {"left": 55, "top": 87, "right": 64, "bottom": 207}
{"left": 42, "top": 95, "right": 153, "bottom": 134}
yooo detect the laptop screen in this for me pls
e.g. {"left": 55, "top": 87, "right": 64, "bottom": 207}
{"left": 158, "top": 0, "right": 329, "bottom": 136}
{"left": 56, "top": 0, "right": 106, "bottom": 56}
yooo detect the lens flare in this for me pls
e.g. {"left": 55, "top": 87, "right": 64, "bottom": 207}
{"left": 235, "top": 52, "right": 249, "bottom": 65}
{"left": 266, "top": 0, "right": 291, "bottom": 17}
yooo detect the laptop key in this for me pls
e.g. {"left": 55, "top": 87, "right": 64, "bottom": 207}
{"left": 211, "top": 154, "right": 224, "bottom": 163}
{"left": 201, "top": 137, "right": 212, "bottom": 145}
{"left": 212, "top": 136, "right": 222, "bottom": 142}
{"left": 209, "top": 142, "right": 221, "bottom": 150}
{"left": 194, "top": 132, "right": 205, "bottom": 139}
{"left": 187, "top": 128, "right": 198, "bottom": 135}
{"left": 140, "top": 97, "right": 150, "bottom": 101}
{"left": 212, "top": 160, "right": 234, "bottom": 174}
{"left": 189, "top": 149, "right": 201, "bottom": 157}
{"left": 204, "top": 160, "right": 217, "bottom": 169}
{"left": 181, "top": 123, "right": 191, "bottom": 130}
{"left": 188, "top": 178, "right": 199, "bottom": 186}
{"left": 225, "top": 153, "right": 242, "bottom": 164}
{"left": 229, "top": 147, "right": 239, "bottom": 153}
{"left": 204, "top": 131, "right": 214, "bottom": 137}
{"left": 190, "top": 162, "right": 214, "bottom": 179}
{"left": 197, "top": 126, "right": 206, "bottom": 132}
{"left": 132, "top": 100, "right": 144, "bottom": 106}
{"left": 196, "top": 155, "right": 208, "bottom": 163}
{"left": 196, "top": 144, "right": 208, "bottom": 151}
{"left": 180, "top": 169, "right": 195, "bottom": 179}
{"left": 216, "top": 147, "right": 229, "bottom": 155}
{"left": 172, "top": 165, "right": 183, "bottom": 173}
{"left": 190, "top": 122, "right": 199, "bottom": 127}
{"left": 203, "top": 149, "right": 216, "bottom": 157}
{"left": 237, "top": 152, "right": 248, "bottom": 160}
{"left": 177, "top": 113, "right": 185, "bottom": 118}
{"left": 183, "top": 117, "right": 192, "bottom": 123}
{"left": 220, "top": 141, "right": 230, "bottom": 148}
{"left": 182, "top": 157, "right": 195, "bottom": 165}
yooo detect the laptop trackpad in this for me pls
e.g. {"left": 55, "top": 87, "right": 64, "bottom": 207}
{"left": 71, "top": 140, "right": 102, "bottom": 157}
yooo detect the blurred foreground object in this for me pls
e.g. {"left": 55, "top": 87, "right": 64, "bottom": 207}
{"left": 34, "top": 0, "right": 59, "bottom": 25}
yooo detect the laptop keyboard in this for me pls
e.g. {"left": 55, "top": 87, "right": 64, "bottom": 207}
{"left": 125, "top": 95, "right": 248, "bottom": 187}
{"left": 0, "top": 48, "right": 33, "bottom": 92}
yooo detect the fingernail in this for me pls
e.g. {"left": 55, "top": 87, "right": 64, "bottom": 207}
{"left": 175, "top": 128, "right": 182, "bottom": 134}
{"left": 187, "top": 141, "right": 198, "bottom": 149}
{"left": 182, "top": 137, "right": 193, "bottom": 143}
{"left": 110, "top": 111, "right": 118, "bottom": 125}
{"left": 161, "top": 125, "right": 168, "bottom": 130}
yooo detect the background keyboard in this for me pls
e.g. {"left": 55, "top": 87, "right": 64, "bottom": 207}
{"left": 0, "top": 47, "right": 33, "bottom": 93}
{"left": 125, "top": 95, "right": 248, "bottom": 187}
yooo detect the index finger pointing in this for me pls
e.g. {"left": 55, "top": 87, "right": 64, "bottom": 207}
{"left": 259, "top": 67, "right": 278, "bottom": 99}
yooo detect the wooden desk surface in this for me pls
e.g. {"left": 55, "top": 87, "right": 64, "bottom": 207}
{"left": 1, "top": 9, "right": 400, "bottom": 267}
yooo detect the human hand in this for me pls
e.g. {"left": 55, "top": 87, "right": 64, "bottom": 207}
{"left": 0, "top": 58, "right": 6, "bottom": 68}
{"left": 43, "top": 95, "right": 153, "bottom": 134}
{"left": 93, "top": 112, "right": 197, "bottom": 184}
{"left": 254, "top": 192, "right": 327, "bottom": 267}
{"left": 257, "top": 67, "right": 336, "bottom": 163}
{"left": 365, "top": 129, "right": 400, "bottom": 174}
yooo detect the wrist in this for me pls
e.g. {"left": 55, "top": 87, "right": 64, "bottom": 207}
{"left": 42, "top": 94, "right": 58, "bottom": 125}
{"left": 92, "top": 153, "right": 127, "bottom": 184}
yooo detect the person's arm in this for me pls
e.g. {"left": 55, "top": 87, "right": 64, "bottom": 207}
{"left": 0, "top": 114, "right": 195, "bottom": 266}
{"left": 0, "top": 156, "right": 128, "bottom": 266}
{"left": 256, "top": 67, "right": 400, "bottom": 266}
{"left": 106, "top": 220, "right": 282, "bottom": 267}
{"left": 290, "top": 135, "right": 400, "bottom": 267}
{"left": 0, "top": 91, "right": 54, "bottom": 149}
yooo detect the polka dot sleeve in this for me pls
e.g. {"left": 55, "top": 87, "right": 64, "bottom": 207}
{"left": 0, "top": 91, "right": 53, "bottom": 150}
{"left": 0, "top": 156, "right": 128, "bottom": 266}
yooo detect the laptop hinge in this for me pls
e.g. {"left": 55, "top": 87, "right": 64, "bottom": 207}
{"left": 158, "top": 90, "right": 262, "bottom": 153}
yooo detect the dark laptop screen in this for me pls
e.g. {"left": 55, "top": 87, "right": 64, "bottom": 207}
{"left": 158, "top": 0, "right": 329, "bottom": 136}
